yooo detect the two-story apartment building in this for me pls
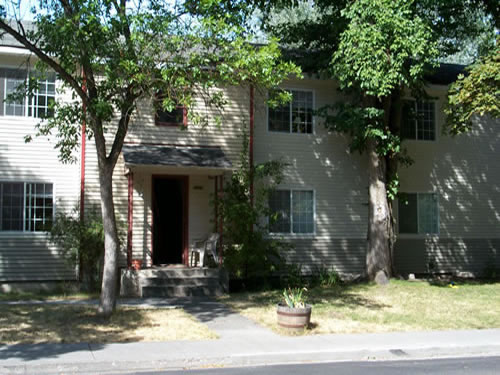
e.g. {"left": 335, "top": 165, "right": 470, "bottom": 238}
{"left": 1, "top": 35, "right": 499, "bottom": 291}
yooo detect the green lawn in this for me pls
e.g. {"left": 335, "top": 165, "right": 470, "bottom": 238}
{"left": 222, "top": 279, "right": 500, "bottom": 335}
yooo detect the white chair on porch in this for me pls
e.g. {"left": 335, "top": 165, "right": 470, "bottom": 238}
{"left": 190, "top": 233, "right": 220, "bottom": 267}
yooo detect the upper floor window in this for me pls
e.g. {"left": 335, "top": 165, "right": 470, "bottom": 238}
{"left": 1, "top": 68, "right": 56, "bottom": 118}
{"left": 401, "top": 100, "right": 436, "bottom": 140}
{"left": 269, "top": 189, "right": 315, "bottom": 234}
{"left": 269, "top": 90, "right": 313, "bottom": 134}
{"left": 398, "top": 193, "right": 438, "bottom": 234}
{"left": 154, "top": 94, "right": 187, "bottom": 127}
{"left": 0, "top": 182, "right": 54, "bottom": 232}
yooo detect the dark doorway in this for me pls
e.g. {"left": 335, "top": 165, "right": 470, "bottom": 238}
{"left": 152, "top": 176, "right": 187, "bottom": 265}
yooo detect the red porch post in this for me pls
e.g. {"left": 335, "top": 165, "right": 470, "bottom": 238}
{"left": 218, "top": 174, "right": 224, "bottom": 266}
{"left": 127, "top": 171, "right": 134, "bottom": 268}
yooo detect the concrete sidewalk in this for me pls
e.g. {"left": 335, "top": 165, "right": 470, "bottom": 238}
{"left": 1, "top": 298, "right": 499, "bottom": 374}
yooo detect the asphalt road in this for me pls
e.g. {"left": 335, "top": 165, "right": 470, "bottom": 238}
{"left": 123, "top": 356, "right": 500, "bottom": 375}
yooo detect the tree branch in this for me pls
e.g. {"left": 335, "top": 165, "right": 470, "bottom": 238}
{"left": 107, "top": 88, "right": 140, "bottom": 166}
{"left": 0, "top": 20, "right": 89, "bottom": 106}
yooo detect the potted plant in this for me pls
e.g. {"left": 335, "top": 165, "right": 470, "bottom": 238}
{"left": 277, "top": 287, "right": 312, "bottom": 331}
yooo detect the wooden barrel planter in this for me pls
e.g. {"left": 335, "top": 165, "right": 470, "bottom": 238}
{"left": 276, "top": 304, "right": 312, "bottom": 331}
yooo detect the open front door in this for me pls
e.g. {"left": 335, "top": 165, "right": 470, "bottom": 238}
{"left": 152, "top": 176, "right": 188, "bottom": 265}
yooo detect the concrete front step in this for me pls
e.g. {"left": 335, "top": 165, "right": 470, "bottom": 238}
{"left": 141, "top": 277, "right": 221, "bottom": 287}
{"left": 142, "top": 285, "right": 225, "bottom": 298}
{"left": 138, "top": 267, "right": 223, "bottom": 278}
{"left": 120, "top": 267, "right": 228, "bottom": 298}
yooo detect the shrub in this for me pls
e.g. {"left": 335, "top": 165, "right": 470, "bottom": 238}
{"left": 312, "top": 266, "right": 341, "bottom": 287}
{"left": 216, "top": 127, "right": 291, "bottom": 283}
{"left": 50, "top": 208, "right": 104, "bottom": 291}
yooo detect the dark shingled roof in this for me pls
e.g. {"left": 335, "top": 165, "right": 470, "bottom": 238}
{"left": 0, "top": 21, "right": 466, "bottom": 86}
{"left": 0, "top": 21, "right": 35, "bottom": 48}
{"left": 122, "top": 144, "right": 232, "bottom": 169}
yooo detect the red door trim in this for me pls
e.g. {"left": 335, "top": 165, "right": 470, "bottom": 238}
{"left": 151, "top": 174, "right": 189, "bottom": 266}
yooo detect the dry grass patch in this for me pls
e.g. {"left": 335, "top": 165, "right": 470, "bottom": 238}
{"left": 0, "top": 305, "right": 217, "bottom": 344}
{"left": 223, "top": 280, "right": 500, "bottom": 335}
{"left": 0, "top": 290, "right": 99, "bottom": 302}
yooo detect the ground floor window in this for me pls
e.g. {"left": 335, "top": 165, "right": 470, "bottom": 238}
{"left": 269, "top": 189, "right": 314, "bottom": 234}
{"left": 0, "top": 182, "right": 54, "bottom": 232}
{"left": 398, "top": 192, "right": 438, "bottom": 234}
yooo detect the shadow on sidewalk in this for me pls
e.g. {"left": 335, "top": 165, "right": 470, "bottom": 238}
{"left": 175, "top": 298, "right": 239, "bottom": 323}
{"left": 0, "top": 342, "right": 105, "bottom": 362}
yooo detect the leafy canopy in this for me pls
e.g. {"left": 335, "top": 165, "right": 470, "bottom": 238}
{"left": 1, "top": 0, "right": 300, "bottom": 163}
{"left": 445, "top": 39, "right": 500, "bottom": 135}
{"left": 332, "top": 0, "right": 439, "bottom": 98}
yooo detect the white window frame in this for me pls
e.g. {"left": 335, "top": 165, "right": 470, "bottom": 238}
{"left": 2, "top": 68, "right": 56, "bottom": 119}
{"left": 0, "top": 181, "right": 55, "bottom": 233}
{"left": 401, "top": 99, "right": 437, "bottom": 142}
{"left": 267, "top": 88, "right": 315, "bottom": 135}
{"left": 268, "top": 188, "right": 316, "bottom": 236}
{"left": 398, "top": 191, "right": 439, "bottom": 236}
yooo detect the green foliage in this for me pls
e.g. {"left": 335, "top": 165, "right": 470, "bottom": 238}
{"left": 49, "top": 209, "right": 105, "bottom": 292}
{"left": 281, "top": 263, "right": 305, "bottom": 288}
{"left": 216, "top": 127, "right": 290, "bottom": 280}
{"left": 282, "top": 287, "right": 307, "bottom": 308}
{"left": 312, "top": 266, "right": 341, "bottom": 287}
{"left": 1, "top": 0, "right": 300, "bottom": 164}
{"left": 445, "top": 39, "right": 500, "bottom": 135}
{"left": 332, "top": 0, "right": 439, "bottom": 98}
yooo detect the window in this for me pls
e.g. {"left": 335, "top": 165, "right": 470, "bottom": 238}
{"left": 0, "top": 182, "right": 54, "bottom": 232}
{"left": 269, "top": 190, "right": 314, "bottom": 234}
{"left": 401, "top": 100, "right": 436, "bottom": 140}
{"left": 1, "top": 68, "right": 56, "bottom": 118}
{"left": 398, "top": 193, "right": 438, "bottom": 234}
{"left": 269, "top": 90, "right": 313, "bottom": 134}
{"left": 154, "top": 94, "right": 187, "bottom": 127}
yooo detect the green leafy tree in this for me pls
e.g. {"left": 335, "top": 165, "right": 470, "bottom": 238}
{"left": 445, "top": 38, "right": 500, "bottom": 135}
{"left": 0, "top": 0, "right": 299, "bottom": 316}
{"left": 258, "top": 0, "right": 496, "bottom": 282}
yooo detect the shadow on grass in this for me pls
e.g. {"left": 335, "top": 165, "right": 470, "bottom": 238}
{"left": 0, "top": 305, "right": 149, "bottom": 347}
{"left": 228, "top": 282, "right": 390, "bottom": 310}
{"left": 425, "top": 277, "right": 500, "bottom": 288}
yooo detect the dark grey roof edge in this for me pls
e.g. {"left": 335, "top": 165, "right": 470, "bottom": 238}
{"left": 122, "top": 144, "right": 232, "bottom": 170}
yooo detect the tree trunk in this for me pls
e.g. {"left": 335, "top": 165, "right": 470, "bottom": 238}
{"left": 366, "top": 138, "right": 392, "bottom": 283}
{"left": 96, "top": 159, "right": 120, "bottom": 317}
{"left": 385, "top": 92, "right": 403, "bottom": 276}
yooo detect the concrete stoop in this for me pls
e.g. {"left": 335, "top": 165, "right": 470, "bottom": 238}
{"left": 120, "top": 266, "right": 228, "bottom": 298}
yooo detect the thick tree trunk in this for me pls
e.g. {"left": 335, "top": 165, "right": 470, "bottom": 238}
{"left": 96, "top": 159, "right": 120, "bottom": 317}
{"left": 385, "top": 92, "right": 403, "bottom": 276}
{"left": 366, "top": 138, "right": 392, "bottom": 283}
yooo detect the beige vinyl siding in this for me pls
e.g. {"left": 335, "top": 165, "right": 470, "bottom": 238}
{"left": 394, "top": 87, "right": 500, "bottom": 275}
{"left": 0, "top": 64, "right": 79, "bottom": 281}
{"left": 83, "top": 142, "right": 129, "bottom": 267}
{"left": 126, "top": 85, "right": 250, "bottom": 164}
{"left": 254, "top": 77, "right": 368, "bottom": 275}
{"left": 395, "top": 238, "right": 500, "bottom": 275}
